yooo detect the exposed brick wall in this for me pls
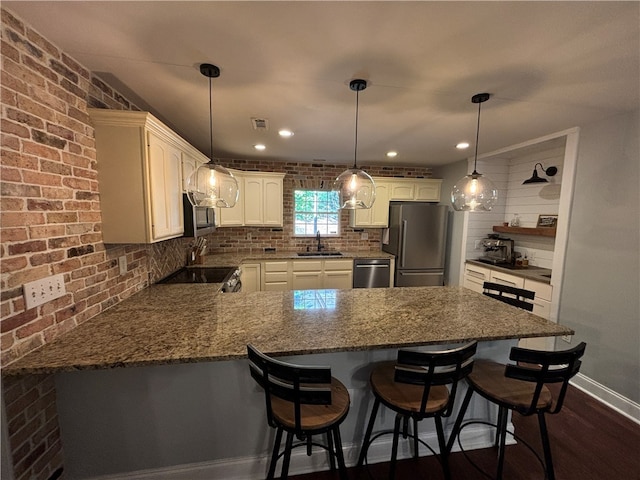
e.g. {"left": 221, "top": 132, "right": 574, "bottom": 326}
{"left": 0, "top": 8, "right": 187, "bottom": 479}
{"left": 206, "top": 160, "right": 434, "bottom": 253}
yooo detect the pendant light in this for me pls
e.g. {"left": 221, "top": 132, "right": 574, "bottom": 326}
{"left": 333, "top": 79, "right": 376, "bottom": 210}
{"left": 523, "top": 163, "right": 558, "bottom": 184}
{"left": 451, "top": 93, "right": 498, "bottom": 212}
{"left": 186, "top": 63, "right": 239, "bottom": 208}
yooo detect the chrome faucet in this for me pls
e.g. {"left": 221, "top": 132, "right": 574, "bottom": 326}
{"left": 316, "top": 231, "right": 323, "bottom": 252}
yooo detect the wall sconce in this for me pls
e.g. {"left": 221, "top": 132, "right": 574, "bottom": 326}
{"left": 523, "top": 163, "right": 558, "bottom": 184}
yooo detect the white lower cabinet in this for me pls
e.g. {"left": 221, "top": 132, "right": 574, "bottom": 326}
{"left": 292, "top": 261, "right": 323, "bottom": 290}
{"left": 463, "top": 262, "right": 555, "bottom": 349}
{"left": 240, "top": 263, "right": 261, "bottom": 293}
{"left": 263, "top": 261, "right": 289, "bottom": 291}
{"left": 322, "top": 259, "right": 353, "bottom": 289}
{"left": 261, "top": 259, "right": 355, "bottom": 291}
{"left": 463, "top": 264, "right": 491, "bottom": 293}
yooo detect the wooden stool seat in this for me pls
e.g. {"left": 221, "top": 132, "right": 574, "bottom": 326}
{"left": 468, "top": 360, "right": 553, "bottom": 411}
{"left": 248, "top": 344, "right": 350, "bottom": 480}
{"left": 371, "top": 362, "right": 449, "bottom": 414}
{"left": 357, "top": 342, "right": 478, "bottom": 480}
{"left": 448, "top": 342, "right": 587, "bottom": 480}
{"left": 272, "top": 377, "right": 350, "bottom": 431}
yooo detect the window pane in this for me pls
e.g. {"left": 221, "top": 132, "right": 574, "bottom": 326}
{"left": 293, "top": 190, "right": 340, "bottom": 236}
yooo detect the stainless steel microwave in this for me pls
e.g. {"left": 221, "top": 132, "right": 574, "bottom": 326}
{"left": 183, "top": 194, "right": 216, "bottom": 237}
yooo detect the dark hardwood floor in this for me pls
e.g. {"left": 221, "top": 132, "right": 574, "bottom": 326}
{"left": 289, "top": 385, "right": 640, "bottom": 480}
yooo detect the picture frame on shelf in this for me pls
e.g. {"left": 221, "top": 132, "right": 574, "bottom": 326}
{"left": 537, "top": 214, "right": 558, "bottom": 228}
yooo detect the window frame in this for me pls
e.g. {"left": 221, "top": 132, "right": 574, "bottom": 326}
{"left": 293, "top": 189, "right": 341, "bottom": 237}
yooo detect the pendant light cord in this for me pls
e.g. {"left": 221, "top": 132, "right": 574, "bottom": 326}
{"left": 353, "top": 88, "right": 360, "bottom": 169}
{"left": 208, "top": 76, "right": 214, "bottom": 163}
{"left": 472, "top": 99, "right": 482, "bottom": 175}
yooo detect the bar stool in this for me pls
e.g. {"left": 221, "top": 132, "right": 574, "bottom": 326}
{"left": 483, "top": 281, "right": 535, "bottom": 311}
{"left": 447, "top": 342, "right": 587, "bottom": 480}
{"left": 357, "top": 341, "right": 478, "bottom": 480}
{"left": 247, "top": 344, "right": 350, "bottom": 480}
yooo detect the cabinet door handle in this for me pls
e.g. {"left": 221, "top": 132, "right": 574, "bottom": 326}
{"left": 492, "top": 276, "right": 517, "bottom": 287}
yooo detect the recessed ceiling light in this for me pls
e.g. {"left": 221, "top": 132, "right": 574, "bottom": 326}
{"left": 278, "top": 129, "right": 294, "bottom": 137}
{"left": 386, "top": 151, "right": 398, "bottom": 158}
{"left": 456, "top": 142, "right": 470, "bottom": 149}
{"left": 254, "top": 144, "right": 266, "bottom": 151}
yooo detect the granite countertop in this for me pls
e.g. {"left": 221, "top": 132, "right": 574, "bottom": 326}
{"left": 197, "top": 250, "right": 395, "bottom": 268}
{"left": 466, "top": 259, "right": 552, "bottom": 284}
{"left": 3, "top": 285, "right": 572, "bottom": 376}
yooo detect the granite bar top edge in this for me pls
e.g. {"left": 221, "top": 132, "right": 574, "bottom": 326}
{"left": 2, "top": 286, "right": 573, "bottom": 377}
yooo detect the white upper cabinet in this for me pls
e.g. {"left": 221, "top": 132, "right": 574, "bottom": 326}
{"left": 389, "top": 178, "right": 442, "bottom": 202}
{"left": 89, "top": 109, "right": 203, "bottom": 243}
{"left": 350, "top": 177, "right": 442, "bottom": 228}
{"left": 217, "top": 171, "right": 284, "bottom": 227}
{"left": 349, "top": 179, "right": 391, "bottom": 228}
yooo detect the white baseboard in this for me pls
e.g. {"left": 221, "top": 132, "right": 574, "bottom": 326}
{"left": 86, "top": 424, "right": 498, "bottom": 480}
{"left": 570, "top": 373, "right": 640, "bottom": 425}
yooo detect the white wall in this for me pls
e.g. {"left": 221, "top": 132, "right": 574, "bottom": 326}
{"left": 559, "top": 109, "right": 639, "bottom": 403}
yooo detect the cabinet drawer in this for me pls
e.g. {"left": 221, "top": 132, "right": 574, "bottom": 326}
{"left": 525, "top": 279, "right": 553, "bottom": 301}
{"left": 264, "top": 261, "right": 288, "bottom": 272}
{"left": 264, "top": 272, "right": 288, "bottom": 283}
{"left": 489, "top": 271, "right": 525, "bottom": 289}
{"left": 465, "top": 265, "right": 491, "bottom": 281}
{"left": 324, "top": 259, "right": 354, "bottom": 271}
{"left": 292, "top": 260, "right": 322, "bottom": 272}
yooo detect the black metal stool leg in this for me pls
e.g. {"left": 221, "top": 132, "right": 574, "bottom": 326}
{"left": 357, "top": 397, "right": 380, "bottom": 466}
{"left": 327, "top": 430, "right": 336, "bottom": 471}
{"left": 281, "top": 431, "right": 294, "bottom": 480}
{"left": 495, "top": 406, "right": 509, "bottom": 480}
{"left": 538, "top": 412, "right": 556, "bottom": 480}
{"left": 332, "top": 426, "right": 349, "bottom": 480}
{"left": 446, "top": 383, "right": 474, "bottom": 454}
{"left": 389, "top": 413, "right": 402, "bottom": 479}
{"left": 412, "top": 417, "right": 419, "bottom": 458}
{"left": 435, "top": 415, "right": 451, "bottom": 480}
{"left": 267, "top": 427, "right": 283, "bottom": 480}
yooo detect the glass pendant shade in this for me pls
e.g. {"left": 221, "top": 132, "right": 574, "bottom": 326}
{"left": 334, "top": 78, "right": 375, "bottom": 210}
{"left": 451, "top": 92, "right": 497, "bottom": 212}
{"left": 333, "top": 168, "right": 376, "bottom": 209}
{"left": 187, "top": 163, "right": 238, "bottom": 208}
{"left": 186, "top": 63, "right": 239, "bottom": 208}
{"left": 451, "top": 172, "right": 498, "bottom": 212}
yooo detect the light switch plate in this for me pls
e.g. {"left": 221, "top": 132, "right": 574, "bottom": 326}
{"left": 118, "top": 255, "right": 127, "bottom": 275}
{"left": 23, "top": 273, "right": 66, "bottom": 310}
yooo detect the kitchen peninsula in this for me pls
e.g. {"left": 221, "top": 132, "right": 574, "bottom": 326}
{"left": 3, "top": 286, "right": 572, "bottom": 479}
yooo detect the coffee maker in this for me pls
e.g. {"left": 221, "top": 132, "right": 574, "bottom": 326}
{"left": 478, "top": 234, "right": 515, "bottom": 266}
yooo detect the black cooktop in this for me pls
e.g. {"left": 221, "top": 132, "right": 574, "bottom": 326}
{"left": 158, "top": 267, "right": 236, "bottom": 284}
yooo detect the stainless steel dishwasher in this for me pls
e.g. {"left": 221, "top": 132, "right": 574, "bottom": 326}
{"left": 353, "top": 258, "right": 391, "bottom": 288}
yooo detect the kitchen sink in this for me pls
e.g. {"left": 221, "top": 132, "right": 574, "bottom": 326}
{"left": 297, "top": 252, "right": 343, "bottom": 257}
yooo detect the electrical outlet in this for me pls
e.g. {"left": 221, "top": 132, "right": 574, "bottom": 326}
{"left": 23, "top": 273, "right": 66, "bottom": 310}
{"left": 561, "top": 334, "right": 572, "bottom": 343}
{"left": 118, "top": 255, "right": 127, "bottom": 275}
{"left": 474, "top": 240, "right": 481, "bottom": 250}
{"left": 361, "top": 232, "right": 369, "bottom": 240}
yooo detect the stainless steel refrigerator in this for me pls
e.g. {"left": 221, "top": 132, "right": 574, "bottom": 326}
{"left": 382, "top": 202, "right": 448, "bottom": 287}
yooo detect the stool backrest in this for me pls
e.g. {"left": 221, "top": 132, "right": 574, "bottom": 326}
{"left": 394, "top": 341, "right": 478, "bottom": 417}
{"left": 247, "top": 344, "right": 332, "bottom": 432}
{"left": 483, "top": 281, "right": 535, "bottom": 311}
{"left": 505, "top": 342, "right": 587, "bottom": 415}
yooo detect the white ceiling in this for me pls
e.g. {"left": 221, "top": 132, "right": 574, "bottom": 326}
{"left": 5, "top": 1, "right": 639, "bottom": 167}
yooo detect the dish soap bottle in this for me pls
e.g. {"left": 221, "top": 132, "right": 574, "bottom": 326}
{"left": 510, "top": 213, "right": 521, "bottom": 227}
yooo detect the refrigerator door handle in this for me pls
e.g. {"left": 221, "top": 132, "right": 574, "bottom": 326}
{"left": 401, "top": 220, "right": 408, "bottom": 268}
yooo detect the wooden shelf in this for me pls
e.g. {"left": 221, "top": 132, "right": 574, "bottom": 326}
{"left": 492, "top": 225, "right": 556, "bottom": 237}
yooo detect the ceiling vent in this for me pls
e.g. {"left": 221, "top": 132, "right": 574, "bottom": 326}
{"left": 251, "top": 117, "right": 269, "bottom": 131}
